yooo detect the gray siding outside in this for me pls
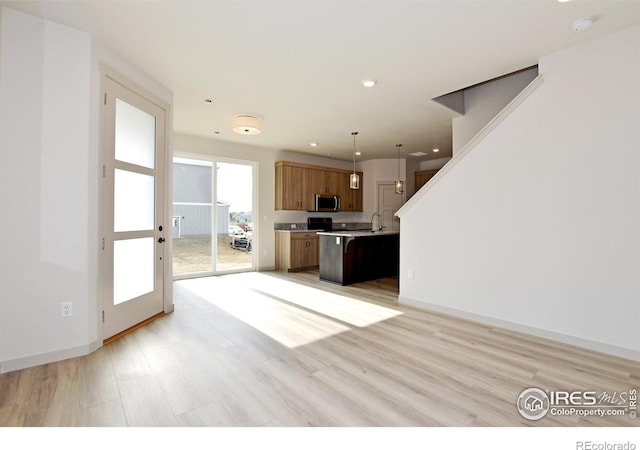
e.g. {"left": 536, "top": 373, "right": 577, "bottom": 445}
{"left": 172, "top": 203, "right": 230, "bottom": 237}
{"left": 173, "top": 162, "right": 212, "bottom": 203}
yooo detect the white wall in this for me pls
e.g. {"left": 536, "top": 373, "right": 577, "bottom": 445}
{"left": 0, "top": 8, "right": 173, "bottom": 373}
{"left": 0, "top": 8, "right": 93, "bottom": 371}
{"left": 453, "top": 67, "right": 538, "bottom": 155}
{"left": 419, "top": 158, "right": 450, "bottom": 172}
{"left": 360, "top": 159, "right": 406, "bottom": 216}
{"left": 398, "top": 26, "right": 640, "bottom": 361}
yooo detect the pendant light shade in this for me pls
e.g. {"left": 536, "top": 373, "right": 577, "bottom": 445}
{"left": 350, "top": 132, "right": 360, "bottom": 190}
{"left": 395, "top": 144, "right": 405, "bottom": 194}
{"left": 350, "top": 173, "right": 360, "bottom": 190}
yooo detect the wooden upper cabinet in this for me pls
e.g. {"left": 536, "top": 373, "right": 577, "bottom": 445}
{"left": 275, "top": 163, "right": 310, "bottom": 210}
{"left": 336, "top": 171, "right": 363, "bottom": 211}
{"left": 311, "top": 169, "right": 338, "bottom": 196}
{"left": 415, "top": 169, "right": 440, "bottom": 192}
{"left": 275, "top": 161, "right": 363, "bottom": 211}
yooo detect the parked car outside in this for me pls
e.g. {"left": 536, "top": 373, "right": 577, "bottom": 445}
{"left": 228, "top": 225, "right": 245, "bottom": 236}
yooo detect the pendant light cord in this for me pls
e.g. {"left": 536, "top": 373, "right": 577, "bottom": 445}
{"left": 352, "top": 132, "right": 358, "bottom": 174}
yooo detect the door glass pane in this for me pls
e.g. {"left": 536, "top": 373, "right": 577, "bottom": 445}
{"left": 114, "top": 169, "right": 155, "bottom": 232}
{"left": 217, "top": 162, "right": 253, "bottom": 271}
{"left": 172, "top": 158, "right": 213, "bottom": 275}
{"left": 115, "top": 98, "right": 156, "bottom": 169}
{"left": 114, "top": 237, "right": 154, "bottom": 305}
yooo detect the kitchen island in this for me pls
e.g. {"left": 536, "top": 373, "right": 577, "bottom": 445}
{"left": 318, "top": 230, "right": 399, "bottom": 285}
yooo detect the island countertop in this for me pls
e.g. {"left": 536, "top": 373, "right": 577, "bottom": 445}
{"left": 316, "top": 229, "right": 399, "bottom": 238}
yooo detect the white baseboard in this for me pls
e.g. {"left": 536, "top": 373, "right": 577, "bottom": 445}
{"left": 0, "top": 339, "right": 102, "bottom": 374}
{"left": 399, "top": 296, "right": 640, "bottom": 363}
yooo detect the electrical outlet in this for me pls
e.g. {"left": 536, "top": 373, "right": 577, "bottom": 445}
{"left": 290, "top": 224, "right": 296, "bottom": 229}
{"left": 407, "top": 270, "right": 414, "bottom": 280}
{"left": 61, "top": 302, "right": 73, "bottom": 317}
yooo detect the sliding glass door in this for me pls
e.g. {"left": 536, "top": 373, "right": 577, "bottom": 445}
{"left": 172, "top": 156, "right": 255, "bottom": 278}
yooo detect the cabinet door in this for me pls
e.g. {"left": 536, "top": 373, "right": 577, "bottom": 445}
{"left": 279, "top": 164, "right": 309, "bottom": 210}
{"left": 306, "top": 236, "right": 319, "bottom": 267}
{"left": 337, "top": 171, "right": 363, "bottom": 211}
{"left": 311, "top": 169, "right": 338, "bottom": 196}
{"left": 290, "top": 233, "right": 319, "bottom": 269}
{"left": 337, "top": 172, "right": 353, "bottom": 211}
{"left": 289, "top": 238, "right": 307, "bottom": 269}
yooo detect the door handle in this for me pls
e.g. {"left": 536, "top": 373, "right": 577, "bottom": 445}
{"left": 158, "top": 237, "right": 165, "bottom": 243}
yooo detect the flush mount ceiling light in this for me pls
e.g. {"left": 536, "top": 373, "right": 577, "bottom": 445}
{"left": 232, "top": 114, "right": 262, "bottom": 135}
{"left": 408, "top": 151, "right": 427, "bottom": 157}
{"left": 433, "top": 148, "right": 440, "bottom": 153}
{"left": 310, "top": 142, "right": 318, "bottom": 147}
{"left": 362, "top": 79, "right": 377, "bottom": 88}
{"left": 572, "top": 17, "right": 594, "bottom": 32}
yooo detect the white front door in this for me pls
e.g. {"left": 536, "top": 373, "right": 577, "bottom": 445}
{"left": 101, "top": 76, "right": 167, "bottom": 340}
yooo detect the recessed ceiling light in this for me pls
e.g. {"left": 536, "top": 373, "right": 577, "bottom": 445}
{"left": 558, "top": 0, "right": 570, "bottom": 3}
{"left": 310, "top": 142, "right": 318, "bottom": 147}
{"left": 408, "top": 151, "right": 427, "bottom": 157}
{"left": 362, "top": 80, "right": 377, "bottom": 88}
{"left": 355, "top": 151, "right": 362, "bottom": 156}
{"left": 213, "top": 131, "right": 220, "bottom": 135}
{"left": 572, "top": 17, "right": 594, "bottom": 32}
{"left": 433, "top": 148, "right": 440, "bottom": 153}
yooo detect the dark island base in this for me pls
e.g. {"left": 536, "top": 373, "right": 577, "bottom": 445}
{"left": 319, "top": 233, "right": 399, "bottom": 286}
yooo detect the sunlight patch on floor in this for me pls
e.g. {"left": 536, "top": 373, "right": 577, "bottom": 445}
{"left": 236, "top": 272, "right": 403, "bottom": 327}
{"left": 177, "top": 276, "right": 350, "bottom": 348}
{"left": 176, "top": 272, "right": 402, "bottom": 349}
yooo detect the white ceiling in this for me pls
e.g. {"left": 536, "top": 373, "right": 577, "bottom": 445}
{"left": 2, "top": 0, "right": 640, "bottom": 161}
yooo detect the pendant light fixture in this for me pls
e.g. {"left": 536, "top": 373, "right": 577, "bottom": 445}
{"left": 350, "top": 131, "right": 360, "bottom": 190}
{"left": 395, "top": 144, "right": 405, "bottom": 194}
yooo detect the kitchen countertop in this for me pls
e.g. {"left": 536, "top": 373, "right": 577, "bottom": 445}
{"left": 275, "top": 229, "right": 400, "bottom": 236}
{"left": 275, "top": 229, "right": 320, "bottom": 233}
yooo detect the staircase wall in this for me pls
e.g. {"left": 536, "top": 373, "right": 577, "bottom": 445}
{"left": 397, "top": 25, "right": 640, "bottom": 360}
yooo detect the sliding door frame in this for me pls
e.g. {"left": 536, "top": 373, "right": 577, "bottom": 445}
{"left": 172, "top": 152, "right": 258, "bottom": 280}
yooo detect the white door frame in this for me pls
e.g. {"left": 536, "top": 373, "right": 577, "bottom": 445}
{"left": 98, "top": 67, "right": 174, "bottom": 342}
{"left": 377, "top": 181, "right": 404, "bottom": 231}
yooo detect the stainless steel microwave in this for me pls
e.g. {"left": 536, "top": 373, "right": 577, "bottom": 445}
{"left": 311, "top": 194, "right": 340, "bottom": 212}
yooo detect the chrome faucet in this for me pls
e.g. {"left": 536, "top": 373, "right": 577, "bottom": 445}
{"left": 371, "top": 212, "right": 382, "bottom": 231}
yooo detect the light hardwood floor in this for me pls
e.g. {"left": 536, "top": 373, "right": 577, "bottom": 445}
{"left": 1, "top": 270, "right": 638, "bottom": 427}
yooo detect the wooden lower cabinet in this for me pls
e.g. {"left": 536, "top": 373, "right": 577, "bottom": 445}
{"left": 275, "top": 231, "right": 319, "bottom": 272}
